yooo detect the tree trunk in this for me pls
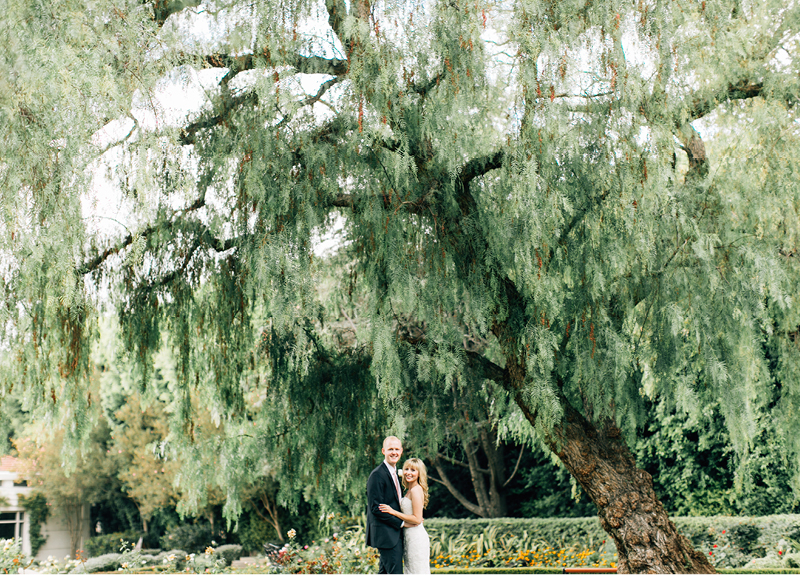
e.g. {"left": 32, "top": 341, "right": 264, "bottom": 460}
{"left": 478, "top": 427, "right": 508, "bottom": 517}
{"left": 537, "top": 397, "right": 715, "bottom": 573}
{"left": 491, "top": 295, "right": 715, "bottom": 573}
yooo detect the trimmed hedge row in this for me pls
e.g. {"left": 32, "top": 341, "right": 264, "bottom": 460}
{"left": 425, "top": 514, "right": 800, "bottom": 569}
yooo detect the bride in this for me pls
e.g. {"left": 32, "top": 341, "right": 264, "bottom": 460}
{"left": 379, "top": 458, "right": 431, "bottom": 574}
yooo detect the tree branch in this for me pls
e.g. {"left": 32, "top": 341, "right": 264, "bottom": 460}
{"left": 459, "top": 151, "right": 504, "bottom": 188}
{"left": 150, "top": 0, "right": 201, "bottom": 28}
{"left": 190, "top": 52, "right": 348, "bottom": 77}
{"left": 429, "top": 456, "right": 483, "bottom": 516}
{"left": 686, "top": 79, "right": 765, "bottom": 123}
{"left": 435, "top": 451, "right": 489, "bottom": 474}
{"left": 276, "top": 77, "right": 344, "bottom": 129}
{"left": 501, "top": 445, "right": 524, "bottom": 488}
{"left": 325, "top": 0, "right": 350, "bottom": 51}
{"left": 77, "top": 193, "right": 210, "bottom": 275}
{"left": 179, "top": 91, "right": 258, "bottom": 145}
{"left": 676, "top": 123, "right": 708, "bottom": 178}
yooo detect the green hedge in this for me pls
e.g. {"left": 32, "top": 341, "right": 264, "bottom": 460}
{"left": 83, "top": 531, "right": 143, "bottom": 557}
{"left": 426, "top": 517, "right": 609, "bottom": 550}
{"left": 425, "top": 514, "right": 800, "bottom": 569}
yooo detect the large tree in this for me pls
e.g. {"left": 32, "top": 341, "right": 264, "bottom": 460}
{"left": 2, "top": 0, "right": 800, "bottom": 572}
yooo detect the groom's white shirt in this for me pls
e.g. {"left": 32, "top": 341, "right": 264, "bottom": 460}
{"left": 384, "top": 460, "right": 405, "bottom": 528}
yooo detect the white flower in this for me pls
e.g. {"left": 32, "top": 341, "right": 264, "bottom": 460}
{"left": 204, "top": 547, "right": 214, "bottom": 556}
{"left": 287, "top": 528, "right": 297, "bottom": 539}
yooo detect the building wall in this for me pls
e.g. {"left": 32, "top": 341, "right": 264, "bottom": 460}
{"left": 0, "top": 469, "right": 90, "bottom": 560}
{"left": 36, "top": 504, "right": 92, "bottom": 561}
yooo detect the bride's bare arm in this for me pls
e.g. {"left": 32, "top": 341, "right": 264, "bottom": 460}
{"left": 377, "top": 486, "right": 424, "bottom": 526}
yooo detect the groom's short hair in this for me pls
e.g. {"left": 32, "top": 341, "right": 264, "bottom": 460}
{"left": 383, "top": 435, "right": 402, "bottom": 448}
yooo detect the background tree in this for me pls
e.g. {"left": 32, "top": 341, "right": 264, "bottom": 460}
{"left": 112, "top": 395, "right": 182, "bottom": 535}
{"left": 15, "top": 421, "right": 118, "bottom": 557}
{"left": 2, "top": 0, "right": 800, "bottom": 572}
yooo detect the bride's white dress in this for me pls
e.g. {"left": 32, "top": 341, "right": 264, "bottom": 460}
{"left": 401, "top": 496, "right": 430, "bottom": 574}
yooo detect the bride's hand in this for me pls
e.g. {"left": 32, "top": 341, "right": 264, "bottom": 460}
{"left": 378, "top": 504, "right": 396, "bottom": 516}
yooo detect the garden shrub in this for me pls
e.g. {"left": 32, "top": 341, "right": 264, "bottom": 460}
{"left": 0, "top": 538, "right": 28, "bottom": 574}
{"left": 160, "top": 523, "right": 213, "bottom": 553}
{"left": 215, "top": 543, "right": 243, "bottom": 565}
{"left": 83, "top": 531, "right": 142, "bottom": 557}
{"left": 155, "top": 548, "right": 188, "bottom": 562}
{"left": 80, "top": 552, "right": 122, "bottom": 573}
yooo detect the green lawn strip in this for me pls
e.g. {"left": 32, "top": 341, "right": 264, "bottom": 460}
{"left": 718, "top": 570, "right": 800, "bottom": 574}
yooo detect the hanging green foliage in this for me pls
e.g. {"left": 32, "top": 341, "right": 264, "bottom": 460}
{"left": 2, "top": 0, "right": 800, "bottom": 571}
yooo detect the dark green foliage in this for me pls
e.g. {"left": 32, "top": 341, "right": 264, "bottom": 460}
{"left": 426, "top": 444, "right": 595, "bottom": 519}
{"left": 89, "top": 497, "right": 144, "bottom": 540}
{"left": 214, "top": 544, "right": 243, "bottom": 566}
{"left": 18, "top": 492, "right": 49, "bottom": 558}
{"left": 160, "top": 523, "right": 214, "bottom": 553}
{"left": 83, "top": 532, "right": 142, "bottom": 558}
{"left": 510, "top": 451, "right": 596, "bottom": 519}
{"left": 635, "top": 398, "right": 797, "bottom": 517}
{"left": 238, "top": 513, "right": 277, "bottom": 553}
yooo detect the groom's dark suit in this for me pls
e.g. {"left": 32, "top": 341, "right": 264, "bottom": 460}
{"left": 366, "top": 461, "right": 404, "bottom": 573}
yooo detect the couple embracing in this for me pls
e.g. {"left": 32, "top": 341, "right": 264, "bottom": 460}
{"left": 366, "top": 436, "right": 430, "bottom": 574}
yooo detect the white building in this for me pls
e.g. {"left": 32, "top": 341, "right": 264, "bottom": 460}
{"left": 0, "top": 456, "right": 90, "bottom": 560}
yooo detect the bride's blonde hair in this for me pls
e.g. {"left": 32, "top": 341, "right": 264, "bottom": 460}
{"left": 401, "top": 458, "right": 429, "bottom": 508}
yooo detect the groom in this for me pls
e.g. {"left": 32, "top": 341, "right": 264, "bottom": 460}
{"left": 366, "top": 436, "right": 405, "bottom": 574}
